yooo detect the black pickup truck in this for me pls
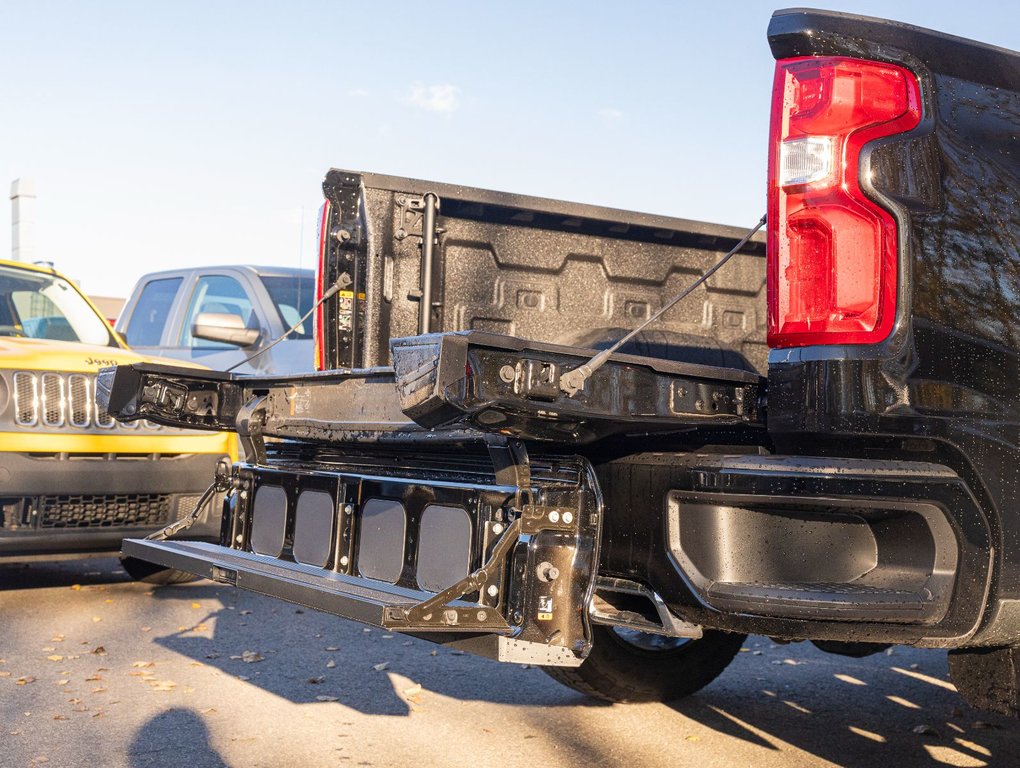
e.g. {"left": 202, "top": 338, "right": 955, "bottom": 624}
{"left": 99, "top": 9, "right": 1020, "bottom": 716}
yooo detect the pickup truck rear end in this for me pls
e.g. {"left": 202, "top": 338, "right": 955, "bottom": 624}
{"left": 102, "top": 9, "right": 1020, "bottom": 716}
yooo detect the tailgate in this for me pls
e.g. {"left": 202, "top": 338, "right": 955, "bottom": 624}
{"left": 98, "top": 330, "right": 764, "bottom": 444}
{"left": 100, "top": 331, "right": 759, "bottom": 666}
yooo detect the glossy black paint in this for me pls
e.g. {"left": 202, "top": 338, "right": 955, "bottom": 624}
{"left": 766, "top": 9, "right": 1020, "bottom": 644}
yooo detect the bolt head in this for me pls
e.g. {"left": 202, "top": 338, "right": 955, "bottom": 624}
{"left": 491, "top": 522, "right": 504, "bottom": 535}
{"left": 340, "top": 556, "right": 349, "bottom": 567}
{"left": 498, "top": 365, "right": 516, "bottom": 383}
{"left": 344, "top": 504, "right": 354, "bottom": 514}
{"left": 486, "top": 585, "right": 499, "bottom": 597}
{"left": 548, "top": 510, "right": 560, "bottom": 524}
{"left": 562, "top": 512, "right": 574, "bottom": 524}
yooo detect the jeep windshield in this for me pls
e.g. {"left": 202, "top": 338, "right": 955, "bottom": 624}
{"left": 0, "top": 263, "right": 117, "bottom": 346}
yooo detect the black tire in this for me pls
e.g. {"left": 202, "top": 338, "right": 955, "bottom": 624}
{"left": 120, "top": 556, "right": 200, "bottom": 586}
{"left": 543, "top": 624, "right": 746, "bottom": 703}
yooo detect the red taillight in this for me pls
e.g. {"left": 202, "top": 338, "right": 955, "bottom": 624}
{"left": 314, "top": 201, "right": 331, "bottom": 370}
{"left": 767, "top": 56, "right": 921, "bottom": 348}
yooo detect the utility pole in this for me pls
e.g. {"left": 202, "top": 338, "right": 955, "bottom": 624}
{"left": 10, "top": 178, "right": 37, "bottom": 262}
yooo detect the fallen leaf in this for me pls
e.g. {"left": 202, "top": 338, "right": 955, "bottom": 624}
{"left": 381, "top": 634, "right": 394, "bottom": 639}
{"left": 972, "top": 721, "right": 1000, "bottom": 730}
{"left": 204, "top": 653, "right": 220, "bottom": 660}
{"left": 16, "top": 677, "right": 36, "bottom": 685}
{"left": 46, "top": 655, "right": 63, "bottom": 662}
{"left": 52, "top": 715, "right": 69, "bottom": 721}
{"left": 430, "top": 650, "right": 438, "bottom": 657}
{"left": 200, "top": 707, "right": 217, "bottom": 714}
{"left": 237, "top": 675, "right": 250, "bottom": 681}
{"left": 912, "top": 724, "right": 939, "bottom": 736}
{"left": 85, "top": 675, "right": 102, "bottom": 682}
{"left": 326, "top": 660, "right": 337, "bottom": 669}
{"left": 31, "top": 757, "right": 49, "bottom": 764}
{"left": 0, "top": 671, "right": 10, "bottom": 678}
{"left": 240, "top": 651, "right": 264, "bottom": 664}
{"left": 403, "top": 684, "right": 422, "bottom": 698}
{"left": 91, "top": 647, "right": 106, "bottom": 656}
{"left": 753, "top": 651, "right": 763, "bottom": 656}
{"left": 685, "top": 735, "right": 700, "bottom": 742}
{"left": 51, "top": 635, "right": 64, "bottom": 643}
{"left": 91, "top": 617, "right": 102, "bottom": 623}
{"left": 325, "top": 646, "right": 339, "bottom": 652}
{"left": 140, "top": 627, "right": 151, "bottom": 632}
{"left": 295, "top": 609, "right": 304, "bottom": 614}
{"left": 450, "top": 651, "right": 465, "bottom": 656}
{"left": 55, "top": 680, "right": 69, "bottom": 686}
{"left": 131, "top": 661, "right": 154, "bottom": 669}
{"left": 372, "top": 662, "right": 390, "bottom": 672}
{"left": 104, "top": 599, "right": 114, "bottom": 604}
{"left": 782, "top": 659, "right": 800, "bottom": 666}
{"left": 315, "top": 695, "right": 339, "bottom": 702}
{"left": 91, "top": 712, "right": 105, "bottom": 719}
{"left": 308, "top": 676, "right": 324, "bottom": 684}
{"left": 92, "top": 688, "right": 106, "bottom": 694}
{"left": 239, "top": 610, "right": 252, "bottom": 616}
{"left": 191, "top": 602, "right": 201, "bottom": 610}
{"left": 71, "top": 584, "right": 82, "bottom": 591}
{"left": 151, "top": 680, "right": 177, "bottom": 691}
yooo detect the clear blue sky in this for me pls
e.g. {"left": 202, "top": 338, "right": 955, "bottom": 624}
{"left": 2, "top": 1, "right": 1017, "bottom": 298}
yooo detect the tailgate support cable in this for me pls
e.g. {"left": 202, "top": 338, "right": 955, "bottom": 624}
{"left": 145, "top": 458, "right": 233, "bottom": 542}
{"left": 559, "top": 213, "right": 767, "bottom": 396}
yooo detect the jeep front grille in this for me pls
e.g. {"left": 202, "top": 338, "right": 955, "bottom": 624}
{"left": 10, "top": 371, "right": 162, "bottom": 431}
{"left": 38, "top": 493, "right": 174, "bottom": 528}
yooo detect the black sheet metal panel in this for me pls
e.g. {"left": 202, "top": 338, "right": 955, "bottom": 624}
{"left": 356, "top": 498, "right": 407, "bottom": 584}
{"left": 317, "top": 170, "right": 767, "bottom": 373}
{"left": 292, "top": 490, "right": 335, "bottom": 568}
{"left": 249, "top": 484, "right": 287, "bottom": 558}
{"left": 415, "top": 504, "right": 472, "bottom": 592}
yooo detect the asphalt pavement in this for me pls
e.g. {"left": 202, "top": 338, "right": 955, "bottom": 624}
{"left": 1, "top": 557, "right": 1017, "bottom": 768}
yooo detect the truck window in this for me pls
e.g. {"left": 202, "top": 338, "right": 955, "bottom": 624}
{"left": 181, "top": 275, "right": 256, "bottom": 348}
{"left": 123, "top": 277, "right": 182, "bottom": 347}
{"left": 260, "top": 275, "right": 315, "bottom": 339}
{"left": 0, "top": 264, "right": 114, "bottom": 346}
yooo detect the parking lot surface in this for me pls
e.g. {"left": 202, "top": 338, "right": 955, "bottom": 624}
{"left": 1, "top": 558, "right": 1017, "bottom": 768}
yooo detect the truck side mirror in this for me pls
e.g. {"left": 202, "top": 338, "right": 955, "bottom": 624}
{"left": 192, "top": 312, "right": 261, "bottom": 347}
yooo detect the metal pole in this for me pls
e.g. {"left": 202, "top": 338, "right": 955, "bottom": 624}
{"left": 418, "top": 193, "right": 439, "bottom": 334}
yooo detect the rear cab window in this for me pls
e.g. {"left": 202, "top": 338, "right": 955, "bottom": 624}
{"left": 122, "top": 277, "right": 182, "bottom": 346}
{"left": 260, "top": 275, "right": 315, "bottom": 338}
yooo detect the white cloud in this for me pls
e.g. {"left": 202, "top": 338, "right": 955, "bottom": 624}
{"left": 598, "top": 107, "right": 623, "bottom": 123}
{"left": 408, "top": 83, "right": 461, "bottom": 113}
{"left": 349, "top": 87, "right": 370, "bottom": 98}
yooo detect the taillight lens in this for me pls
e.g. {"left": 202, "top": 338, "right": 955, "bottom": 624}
{"left": 313, "top": 201, "right": 331, "bottom": 370}
{"left": 767, "top": 56, "right": 921, "bottom": 348}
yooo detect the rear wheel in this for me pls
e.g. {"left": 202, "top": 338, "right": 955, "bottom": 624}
{"left": 120, "top": 556, "right": 200, "bottom": 586}
{"left": 543, "top": 624, "right": 745, "bottom": 703}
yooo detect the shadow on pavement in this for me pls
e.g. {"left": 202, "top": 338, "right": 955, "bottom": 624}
{"left": 664, "top": 642, "right": 1019, "bottom": 768}
{"left": 0, "top": 555, "right": 131, "bottom": 590}
{"left": 146, "top": 582, "right": 608, "bottom": 716}
{"left": 129, "top": 707, "right": 228, "bottom": 768}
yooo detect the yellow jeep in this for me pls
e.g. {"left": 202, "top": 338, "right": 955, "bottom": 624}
{"left": 0, "top": 259, "right": 233, "bottom": 581}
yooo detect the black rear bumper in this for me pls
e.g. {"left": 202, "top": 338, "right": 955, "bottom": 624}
{"left": 597, "top": 453, "right": 995, "bottom": 647}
